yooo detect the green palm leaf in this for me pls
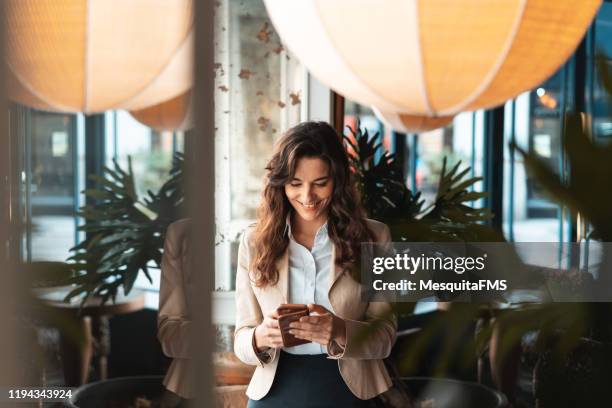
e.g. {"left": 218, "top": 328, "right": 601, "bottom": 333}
{"left": 65, "top": 153, "right": 185, "bottom": 306}
{"left": 345, "top": 123, "right": 494, "bottom": 242}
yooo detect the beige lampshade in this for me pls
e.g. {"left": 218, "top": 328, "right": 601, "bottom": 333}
{"left": 264, "top": 0, "right": 601, "bottom": 116}
{"left": 374, "top": 108, "right": 454, "bottom": 133}
{"left": 6, "top": 0, "right": 193, "bottom": 113}
{"left": 129, "top": 91, "right": 193, "bottom": 132}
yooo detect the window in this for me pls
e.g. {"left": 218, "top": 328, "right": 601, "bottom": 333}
{"left": 344, "top": 101, "right": 387, "bottom": 141}
{"left": 500, "top": 4, "right": 612, "bottom": 270}
{"left": 343, "top": 100, "right": 483, "bottom": 209}
{"left": 342, "top": 101, "right": 484, "bottom": 315}
{"left": 214, "top": 0, "right": 305, "bottom": 290}
{"left": 107, "top": 111, "right": 186, "bottom": 294}
{"left": 109, "top": 111, "right": 184, "bottom": 197}
{"left": 579, "top": 3, "right": 612, "bottom": 273}
{"left": 503, "top": 70, "right": 569, "bottom": 245}
{"left": 588, "top": 2, "right": 612, "bottom": 141}
{"left": 412, "top": 112, "right": 485, "bottom": 208}
{"left": 502, "top": 3, "right": 612, "bottom": 251}
{"left": 15, "top": 108, "right": 81, "bottom": 262}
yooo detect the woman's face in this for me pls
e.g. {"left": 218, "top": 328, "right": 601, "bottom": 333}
{"left": 284, "top": 157, "right": 334, "bottom": 224}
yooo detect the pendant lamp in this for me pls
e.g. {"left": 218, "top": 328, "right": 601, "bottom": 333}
{"left": 374, "top": 108, "right": 454, "bottom": 133}
{"left": 129, "top": 91, "right": 193, "bottom": 132}
{"left": 264, "top": 0, "right": 601, "bottom": 117}
{"left": 6, "top": 0, "right": 193, "bottom": 113}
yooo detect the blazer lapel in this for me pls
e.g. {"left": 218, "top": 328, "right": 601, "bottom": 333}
{"left": 328, "top": 244, "right": 344, "bottom": 296}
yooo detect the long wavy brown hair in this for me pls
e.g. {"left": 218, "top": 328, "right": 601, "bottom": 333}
{"left": 251, "top": 121, "right": 374, "bottom": 287}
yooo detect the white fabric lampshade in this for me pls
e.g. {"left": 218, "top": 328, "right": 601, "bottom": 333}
{"left": 374, "top": 108, "right": 454, "bottom": 133}
{"left": 129, "top": 91, "right": 193, "bottom": 132}
{"left": 264, "top": 0, "right": 601, "bottom": 117}
{"left": 6, "top": 0, "right": 193, "bottom": 113}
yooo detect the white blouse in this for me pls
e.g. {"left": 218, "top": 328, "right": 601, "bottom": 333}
{"left": 284, "top": 221, "right": 334, "bottom": 355}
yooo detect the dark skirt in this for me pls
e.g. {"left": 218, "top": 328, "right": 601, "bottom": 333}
{"left": 247, "top": 351, "right": 371, "bottom": 408}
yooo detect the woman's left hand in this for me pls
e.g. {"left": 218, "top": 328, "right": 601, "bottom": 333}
{"left": 288, "top": 304, "right": 346, "bottom": 346}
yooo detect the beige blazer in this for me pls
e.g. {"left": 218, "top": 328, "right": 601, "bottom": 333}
{"left": 235, "top": 218, "right": 396, "bottom": 401}
{"left": 157, "top": 219, "right": 195, "bottom": 399}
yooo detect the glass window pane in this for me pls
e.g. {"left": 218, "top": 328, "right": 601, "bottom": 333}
{"left": 344, "top": 101, "right": 387, "bottom": 140}
{"left": 343, "top": 100, "right": 481, "bottom": 210}
{"left": 114, "top": 111, "right": 177, "bottom": 197}
{"left": 29, "top": 110, "right": 77, "bottom": 261}
{"left": 414, "top": 113, "right": 481, "bottom": 208}
{"left": 111, "top": 111, "right": 182, "bottom": 293}
{"left": 590, "top": 3, "right": 612, "bottom": 141}
{"left": 503, "top": 70, "right": 566, "bottom": 243}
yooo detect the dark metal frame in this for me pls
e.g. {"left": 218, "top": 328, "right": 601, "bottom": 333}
{"left": 84, "top": 115, "right": 106, "bottom": 207}
{"left": 483, "top": 107, "right": 505, "bottom": 232}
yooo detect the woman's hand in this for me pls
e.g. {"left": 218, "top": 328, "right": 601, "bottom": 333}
{"left": 288, "top": 304, "right": 346, "bottom": 346}
{"left": 254, "top": 309, "right": 284, "bottom": 351}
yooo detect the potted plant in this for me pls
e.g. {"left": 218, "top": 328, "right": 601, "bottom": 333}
{"left": 64, "top": 153, "right": 184, "bottom": 305}
{"left": 27, "top": 261, "right": 78, "bottom": 296}
{"left": 345, "top": 125, "right": 508, "bottom": 407}
{"left": 345, "top": 125, "right": 494, "bottom": 244}
{"left": 505, "top": 58, "right": 612, "bottom": 407}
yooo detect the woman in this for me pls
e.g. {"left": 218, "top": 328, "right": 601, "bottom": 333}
{"left": 234, "top": 121, "right": 397, "bottom": 407}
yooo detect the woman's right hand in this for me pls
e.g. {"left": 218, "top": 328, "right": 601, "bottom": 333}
{"left": 254, "top": 310, "right": 284, "bottom": 351}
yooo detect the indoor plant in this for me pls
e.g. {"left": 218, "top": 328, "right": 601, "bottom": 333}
{"left": 345, "top": 124, "right": 509, "bottom": 407}
{"left": 505, "top": 58, "right": 612, "bottom": 407}
{"left": 344, "top": 124, "right": 494, "bottom": 243}
{"left": 64, "top": 153, "right": 184, "bottom": 305}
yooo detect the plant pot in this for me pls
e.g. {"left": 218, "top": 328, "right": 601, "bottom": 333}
{"left": 31, "top": 284, "right": 76, "bottom": 299}
{"left": 533, "top": 337, "right": 612, "bottom": 408}
{"left": 26, "top": 261, "right": 77, "bottom": 291}
{"left": 401, "top": 377, "right": 508, "bottom": 408}
{"left": 67, "top": 375, "right": 249, "bottom": 408}
{"left": 67, "top": 375, "right": 166, "bottom": 408}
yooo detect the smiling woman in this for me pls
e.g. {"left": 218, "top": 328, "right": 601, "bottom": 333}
{"left": 284, "top": 157, "right": 334, "bottom": 245}
{"left": 233, "top": 121, "right": 397, "bottom": 407}
{"left": 251, "top": 121, "right": 376, "bottom": 287}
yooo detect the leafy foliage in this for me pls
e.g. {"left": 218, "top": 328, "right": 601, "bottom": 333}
{"left": 345, "top": 125, "right": 496, "bottom": 242}
{"left": 345, "top": 124, "right": 505, "bottom": 380}
{"left": 350, "top": 58, "right": 612, "bottom": 386}
{"left": 65, "top": 153, "right": 184, "bottom": 305}
{"left": 432, "top": 61, "right": 612, "bottom": 376}
{"left": 345, "top": 125, "right": 423, "bottom": 221}
{"left": 66, "top": 123, "right": 493, "bottom": 307}
{"left": 510, "top": 56, "right": 612, "bottom": 340}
